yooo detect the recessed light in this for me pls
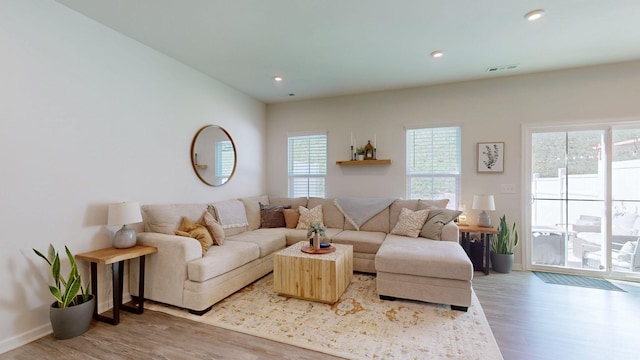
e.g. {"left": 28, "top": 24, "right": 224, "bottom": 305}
{"left": 430, "top": 50, "right": 443, "bottom": 58}
{"left": 524, "top": 9, "right": 544, "bottom": 21}
{"left": 273, "top": 75, "right": 283, "bottom": 82}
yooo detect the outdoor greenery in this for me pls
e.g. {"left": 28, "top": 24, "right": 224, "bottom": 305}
{"left": 532, "top": 130, "right": 640, "bottom": 178}
{"left": 33, "top": 245, "right": 90, "bottom": 308}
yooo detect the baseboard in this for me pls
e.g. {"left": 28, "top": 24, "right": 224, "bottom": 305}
{"left": 0, "top": 292, "right": 132, "bottom": 355}
{"left": 0, "top": 323, "right": 50, "bottom": 355}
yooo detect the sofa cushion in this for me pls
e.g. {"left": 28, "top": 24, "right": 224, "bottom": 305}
{"left": 376, "top": 235, "right": 472, "bottom": 281}
{"left": 269, "top": 196, "right": 308, "bottom": 209}
{"left": 187, "top": 241, "right": 260, "bottom": 282}
{"left": 390, "top": 208, "right": 430, "bottom": 238}
{"left": 283, "top": 208, "right": 300, "bottom": 229}
{"left": 226, "top": 228, "right": 286, "bottom": 258}
{"left": 142, "top": 204, "right": 208, "bottom": 235}
{"left": 332, "top": 230, "right": 386, "bottom": 254}
{"left": 175, "top": 217, "right": 214, "bottom": 255}
{"left": 417, "top": 200, "right": 461, "bottom": 240}
{"left": 208, "top": 202, "right": 248, "bottom": 237}
{"left": 334, "top": 197, "right": 396, "bottom": 230}
{"left": 308, "top": 197, "right": 344, "bottom": 229}
{"left": 343, "top": 207, "right": 391, "bottom": 233}
{"left": 296, "top": 205, "right": 324, "bottom": 230}
{"left": 389, "top": 200, "right": 419, "bottom": 230}
{"left": 239, "top": 195, "right": 270, "bottom": 231}
{"left": 260, "top": 203, "right": 290, "bottom": 228}
{"left": 200, "top": 211, "right": 225, "bottom": 245}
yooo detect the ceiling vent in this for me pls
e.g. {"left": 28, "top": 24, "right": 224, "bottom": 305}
{"left": 486, "top": 64, "right": 519, "bottom": 72}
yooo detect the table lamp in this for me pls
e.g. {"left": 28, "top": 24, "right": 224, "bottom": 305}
{"left": 108, "top": 201, "right": 143, "bottom": 248}
{"left": 472, "top": 195, "right": 495, "bottom": 227}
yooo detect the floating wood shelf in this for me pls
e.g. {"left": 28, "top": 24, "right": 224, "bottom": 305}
{"left": 336, "top": 159, "right": 392, "bottom": 165}
{"left": 195, "top": 164, "right": 208, "bottom": 169}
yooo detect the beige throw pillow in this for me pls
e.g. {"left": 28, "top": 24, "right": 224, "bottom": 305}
{"left": 390, "top": 208, "right": 430, "bottom": 238}
{"left": 176, "top": 217, "right": 214, "bottom": 255}
{"left": 296, "top": 205, "right": 324, "bottom": 230}
{"left": 200, "top": 211, "right": 225, "bottom": 246}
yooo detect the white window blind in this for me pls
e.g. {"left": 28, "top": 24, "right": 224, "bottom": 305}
{"left": 288, "top": 133, "right": 327, "bottom": 197}
{"left": 406, "top": 126, "right": 461, "bottom": 207}
{"left": 215, "top": 140, "right": 234, "bottom": 185}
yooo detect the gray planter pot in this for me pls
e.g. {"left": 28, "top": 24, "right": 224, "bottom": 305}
{"left": 49, "top": 295, "right": 94, "bottom": 339}
{"left": 490, "top": 252, "right": 514, "bottom": 273}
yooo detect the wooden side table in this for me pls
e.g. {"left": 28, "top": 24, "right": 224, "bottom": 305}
{"left": 76, "top": 245, "right": 157, "bottom": 325}
{"left": 457, "top": 224, "right": 498, "bottom": 275}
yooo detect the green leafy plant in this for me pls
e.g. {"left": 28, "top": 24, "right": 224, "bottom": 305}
{"left": 356, "top": 146, "right": 365, "bottom": 155}
{"left": 491, "top": 215, "right": 519, "bottom": 255}
{"left": 306, "top": 222, "right": 326, "bottom": 238}
{"left": 33, "top": 245, "right": 90, "bottom": 308}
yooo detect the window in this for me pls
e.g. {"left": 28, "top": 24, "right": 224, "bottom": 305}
{"left": 406, "top": 126, "right": 461, "bottom": 207}
{"left": 288, "top": 132, "right": 327, "bottom": 197}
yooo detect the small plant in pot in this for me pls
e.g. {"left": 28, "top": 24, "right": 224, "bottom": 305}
{"left": 356, "top": 146, "right": 365, "bottom": 160}
{"left": 307, "top": 222, "right": 327, "bottom": 250}
{"left": 490, "top": 215, "right": 519, "bottom": 273}
{"left": 33, "top": 244, "right": 94, "bottom": 339}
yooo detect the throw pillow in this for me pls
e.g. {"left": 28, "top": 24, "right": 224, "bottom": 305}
{"left": 260, "top": 202, "right": 291, "bottom": 228}
{"left": 176, "top": 216, "right": 214, "bottom": 255}
{"left": 296, "top": 205, "right": 324, "bottom": 230}
{"left": 390, "top": 208, "right": 430, "bottom": 238}
{"left": 417, "top": 201, "right": 462, "bottom": 240}
{"left": 200, "top": 211, "right": 225, "bottom": 246}
{"left": 283, "top": 208, "right": 300, "bottom": 229}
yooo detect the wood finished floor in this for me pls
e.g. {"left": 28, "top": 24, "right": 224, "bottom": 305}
{"left": 2, "top": 271, "right": 639, "bottom": 359}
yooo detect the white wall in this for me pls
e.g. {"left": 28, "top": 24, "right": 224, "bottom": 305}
{"left": 266, "top": 60, "right": 640, "bottom": 268}
{"left": 0, "top": 0, "right": 265, "bottom": 352}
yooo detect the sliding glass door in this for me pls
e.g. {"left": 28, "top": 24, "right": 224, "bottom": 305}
{"left": 527, "top": 124, "right": 640, "bottom": 279}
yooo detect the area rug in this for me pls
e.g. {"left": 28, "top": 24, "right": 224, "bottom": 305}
{"left": 147, "top": 273, "right": 503, "bottom": 359}
{"left": 533, "top": 271, "right": 626, "bottom": 292}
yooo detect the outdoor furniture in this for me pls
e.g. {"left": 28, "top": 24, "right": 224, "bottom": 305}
{"left": 531, "top": 226, "right": 565, "bottom": 266}
{"left": 583, "top": 239, "right": 639, "bottom": 271}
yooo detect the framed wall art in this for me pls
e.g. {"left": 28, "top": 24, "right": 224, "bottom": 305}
{"left": 477, "top": 142, "right": 504, "bottom": 173}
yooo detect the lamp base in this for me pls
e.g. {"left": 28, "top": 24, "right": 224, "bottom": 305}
{"left": 477, "top": 211, "right": 492, "bottom": 227}
{"left": 113, "top": 225, "right": 137, "bottom": 248}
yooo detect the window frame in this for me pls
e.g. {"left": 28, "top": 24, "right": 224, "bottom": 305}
{"left": 287, "top": 131, "right": 328, "bottom": 198}
{"left": 405, "top": 125, "right": 461, "bottom": 208}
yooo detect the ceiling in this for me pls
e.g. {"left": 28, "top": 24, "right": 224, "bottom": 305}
{"left": 57, "top": 0, "right": 640, "bottom": 104}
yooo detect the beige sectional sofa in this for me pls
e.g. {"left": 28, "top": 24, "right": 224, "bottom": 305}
{"left": 129, "top": 195, "right": 472, "bottom": 315}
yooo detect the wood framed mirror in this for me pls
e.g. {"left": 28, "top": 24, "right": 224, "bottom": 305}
{"left": 190, "top": 125, "right": 237, "bottom": 186}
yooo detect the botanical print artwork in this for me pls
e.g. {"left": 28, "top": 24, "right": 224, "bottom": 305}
{"left": 478, "top": 142, "right": 504, "bottom": 173}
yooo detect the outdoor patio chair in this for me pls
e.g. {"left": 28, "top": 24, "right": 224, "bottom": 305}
{"left": 583, "top": 239, "right": 639, "bottom": 272}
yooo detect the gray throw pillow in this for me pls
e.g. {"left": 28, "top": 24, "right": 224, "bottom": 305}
{"left": 417, "top": 200, "right": 461, "bottom": 240}
{"left": 260, "top": 203, "right": 291, "bottom": 228}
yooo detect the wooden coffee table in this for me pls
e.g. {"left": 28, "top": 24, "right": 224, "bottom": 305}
{"left": 273, "top": 241, "right": 353, "bottom": 304}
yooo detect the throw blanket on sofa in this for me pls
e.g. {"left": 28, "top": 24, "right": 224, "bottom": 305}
{"left": 334, "top": 197, "right": 396, "bottom": 230}
{"left": 210, "top": 199, "right": 249, "bottom": 229}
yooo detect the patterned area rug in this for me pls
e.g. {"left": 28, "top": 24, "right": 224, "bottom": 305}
{"left": 147, "top": 273, "right": 503, "bottom": 359}
{"left": 533, "top": 271, "right": 626, "bottom": 292}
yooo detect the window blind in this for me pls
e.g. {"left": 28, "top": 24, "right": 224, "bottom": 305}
{"left": 288, "top": 133, "right": 327, "bottom": 197}
{"left": 406, "top": 126, "right": 461, "bottom": 206}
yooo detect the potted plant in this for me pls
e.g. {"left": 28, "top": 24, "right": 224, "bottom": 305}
{"left": 33, "top": 244, "right": 94, "bottom": 339}
{"left": 490, "top": 215, "right": 519, "bottom": 273}
{"left": 307, "top": 222, "right": 326, "bottom": 250}
{"left": 356, "top": 146, "right": 365, "bottom": 160}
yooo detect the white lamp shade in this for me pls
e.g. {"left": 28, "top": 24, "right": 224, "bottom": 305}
{"left": 472, "top": 195, "right": 495, "bottom": 211}
{"left": 107, "top": 201, "right": 142, "bottom": 226}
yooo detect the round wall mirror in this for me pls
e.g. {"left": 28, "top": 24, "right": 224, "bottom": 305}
{"left": 190, "top": 125, "right": 237, "bottom": 186}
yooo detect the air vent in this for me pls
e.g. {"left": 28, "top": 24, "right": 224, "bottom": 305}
{"left": 486, "top": 64, "right": 519, "bottom": 72}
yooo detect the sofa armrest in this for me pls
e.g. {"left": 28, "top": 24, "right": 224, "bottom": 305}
{"left": 441, "top": 222, "right": 459, "bottom": 242}
{"left": 129, "top": 232, "right": 202, "bottom": 307}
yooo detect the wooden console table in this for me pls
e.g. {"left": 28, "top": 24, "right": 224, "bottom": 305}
{"left": 458, "top": 224, "right": 498, "bottom": 275}
{"left": 76, "top": 245, "right": 157, "bottom": 325}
